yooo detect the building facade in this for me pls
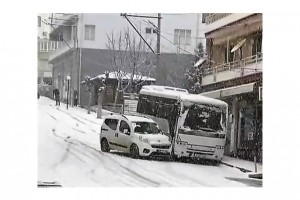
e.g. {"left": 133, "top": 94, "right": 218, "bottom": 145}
{"left": 38, "top": 13, "right": 61, "bottom": 97}
{"left": 200, "top": 13, "right": 263, "bottom": 162}
{"left": 48, "top": 13, "right": 205, "bottom": 106}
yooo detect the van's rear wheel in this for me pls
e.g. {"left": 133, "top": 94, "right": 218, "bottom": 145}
{"left": 130, "top": 144, "right": 140, "bottom": 158}
{"left": 101, "top": 138, "right": 110, "bottom": 152}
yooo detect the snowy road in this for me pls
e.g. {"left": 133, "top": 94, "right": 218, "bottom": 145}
{"left": 38, "top": 97, "right": 257, "bottom": 187}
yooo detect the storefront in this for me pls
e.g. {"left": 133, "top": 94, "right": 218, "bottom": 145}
{"left": 200, "top": 73, "right": 262, "bottom": 162}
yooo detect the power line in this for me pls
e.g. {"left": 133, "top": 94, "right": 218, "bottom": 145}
{"left": 136, "top": 14, "right": 262, "bottom": 39}
{"left": 121, "top": 13, "right": 156, "bottom": 54}
{"left": 134, "top": 16, "right": 208, "bottom": 57}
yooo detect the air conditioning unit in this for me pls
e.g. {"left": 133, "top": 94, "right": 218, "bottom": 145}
{"left": 258, "top": 86, "right": 262, "bottom": 101}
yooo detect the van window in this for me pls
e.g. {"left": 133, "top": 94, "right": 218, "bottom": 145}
{"left": 119, "top": 120, "right": 131, "bottom": 133}
{"left": 104, "top": 119, "right": 119, "bottom": 130}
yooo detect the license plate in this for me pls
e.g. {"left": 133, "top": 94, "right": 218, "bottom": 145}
{"left": 157, "top": 149, "right": 168, "bottom": 153}
{"left": 194, "top": 154, "right": 205, "bottom": 158}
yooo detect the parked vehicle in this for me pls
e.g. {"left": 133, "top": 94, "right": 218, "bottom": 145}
{"left": 100, "top": 114, "right": 172, "bottom": 158}
{"left": 137, "top": 85, "right": 228, "bottom": 163}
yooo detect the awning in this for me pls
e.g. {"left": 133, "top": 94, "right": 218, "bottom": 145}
{"left": 201, "top": 82, "right": 256, "bottom": 99}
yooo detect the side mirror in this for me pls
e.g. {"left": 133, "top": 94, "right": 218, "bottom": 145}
{"left": 123, "top": 129, "right": 130, "bottom": 135}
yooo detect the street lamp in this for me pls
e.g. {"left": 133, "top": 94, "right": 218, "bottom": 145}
{"left": 66, "top": 75, "right": 71, "bottom": 110}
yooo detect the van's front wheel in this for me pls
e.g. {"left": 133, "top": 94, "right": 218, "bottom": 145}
{"left": 130, "top": 144, "right": 140, "bottom": 158}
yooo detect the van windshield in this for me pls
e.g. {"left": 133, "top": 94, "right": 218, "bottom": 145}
{"left": 132, "top": 122, "right": 161, "bottom": 134}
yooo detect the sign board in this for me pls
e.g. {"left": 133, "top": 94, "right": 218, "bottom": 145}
{"left": 259, "top": 86, "right": 262, "bottom": 101}
{"left": 248, "top": 131, "right": 254, "bottom": 141}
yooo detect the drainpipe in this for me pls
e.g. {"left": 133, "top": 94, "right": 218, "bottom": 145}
{"left": 78, "top": 47, "right": 82, "bottom": 105}
{"left": 196, "top": 14, "right": 200, "bottom": 45}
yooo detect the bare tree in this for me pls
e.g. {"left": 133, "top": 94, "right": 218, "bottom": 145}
{"left": 106, "top": 28, "right": 156, "bottom": 107}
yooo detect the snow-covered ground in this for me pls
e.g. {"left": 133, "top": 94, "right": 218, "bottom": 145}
{"left": 38, "top": 96, "right": 260, "bottom": 187}
{"left": 222, "top": 155, "right": 263, "bottom": 174}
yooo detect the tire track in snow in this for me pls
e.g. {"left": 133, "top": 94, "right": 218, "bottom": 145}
{"left": 47, "top": 113, "right": 57, "bottom": 121}
{"left": 52, "top": 133, "right": 154, "bottom": 186}
{"left": 54, "top": 107, "right": 100, "bottom": 136}
{"left": 74, "top": 140, "right": 161, "bottom": 186}
{"left": 72, "top": 128, "right": 86, "bottom": 134}
{"left": 114, "top": 155, "right": 212, "bottom": 186}
{"left": 55, "top": 107, "right": 86, "bottom": 125}
{"left": 75, "top": 115, "right": 100, "bottom": 125}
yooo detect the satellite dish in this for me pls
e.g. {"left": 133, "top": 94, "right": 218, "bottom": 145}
{"left": 194, "top": 58, "right": 206, "bottom": 67}
{"left": 231, "top": 39, "right": 246, "bottom": 53}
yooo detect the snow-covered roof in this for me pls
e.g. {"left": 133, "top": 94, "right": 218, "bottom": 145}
{"left": 90, "top": 71, "right": 156, "bottom": 82}
{"left": 140, "top": 85, "right": 228, "bottom": 108}
{"left": 140, "top": 85, "right": 188, "bottom": 99}
{"left": 125, "top": 115, "right": 155, "bottom": 123}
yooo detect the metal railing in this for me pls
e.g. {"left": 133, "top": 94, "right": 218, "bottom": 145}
{"left": 203, "top": 53, "right": 263, "bottom": 76}
{"left": 205, "top": 13, "right": 231, "bottom": 24}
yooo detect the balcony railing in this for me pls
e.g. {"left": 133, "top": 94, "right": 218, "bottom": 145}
{"left": 203, "top": 53, "right": 263, "bottom": 76}
{"left": 205, "top": 13, "right": 231, "bottom": 24}
{"left": 38, "top": 40, "right": 63, "bottom": 52}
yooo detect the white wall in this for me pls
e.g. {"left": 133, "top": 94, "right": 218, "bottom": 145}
{"left": 38, "top": 13, "right": 52, "bottom": 39}
{"left": 76, "top": 13, "right": 205, "bottom": 54}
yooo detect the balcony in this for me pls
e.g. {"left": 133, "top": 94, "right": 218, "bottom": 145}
{"left": 38, "top": 40, "right": 63, "bottom": 53}
{"left": 202, "top": 53, "right": 262, "bottom": 86}
{"left": 49, "top": 40, "right": 74, "bottom": 61}
{"left": 49, "top": 13, "right": 79, "bottom": 33}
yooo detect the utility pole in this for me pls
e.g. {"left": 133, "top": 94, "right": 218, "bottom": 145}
{"left": 120, "top": 13, "right": 162, "bottom": 83}
{"left": 156, "top": 13, "right": 161, "bottom": 84}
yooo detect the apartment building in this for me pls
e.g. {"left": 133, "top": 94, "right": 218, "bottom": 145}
{"left": 48, "top": 13, "right": 205, "bottom": 106}
{"left": 38, "top": 13, "right": 61, "bottom": 97}
{"left": 200, "top": 13, "right": 263, "bottom": 162}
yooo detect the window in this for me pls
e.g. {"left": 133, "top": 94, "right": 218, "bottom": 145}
{"left": 43, "top": 77, "right": 52, "bottom": 85}
{"left": 84, "top": 25, "right": 95, "bottom": 40}
{"left": 50, "top": 41, "right": 58, "bottom": 51}
{"left": 224, "top": 45, "right": 234, "bottom": 63}
{"left": 104, "top": 119, "right": 118, "bottom": 130}
{"left": 119, "top": 120, "right": 131, "bottom": 133}
{"left": 174, "top": 29, "right": 191, "bottom": 45}
{"left": 58, "top": 33, "right": 64, "bottom": 42}
{"left": 252, "top": 33, "right": 262, "bottom": 56}
{"left": 38, "top": 41, "right": 48, "bottom": 52}
{"left": 145, "top": 28, "right": 152, "bottom": 34}
{"left": 38, "top": 16, "right": 41, "bottom": 27}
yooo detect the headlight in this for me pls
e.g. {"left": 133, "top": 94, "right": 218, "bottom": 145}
{"left": 139, "top": 136, "right": 149, "bottom": 143}
{"left": 178, "top": 141, "right": 188, "bottom": 146}
{"left": 216, "top": 145, "right": 224, "bottom": 149}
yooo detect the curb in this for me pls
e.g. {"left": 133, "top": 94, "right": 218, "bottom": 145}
{"left": 220, "top": 161, "right": 252, "bottom": 173}
{"left": 221, "top": 162, "right": 263, "bottom": 180}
